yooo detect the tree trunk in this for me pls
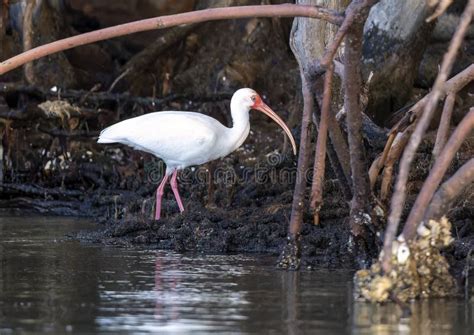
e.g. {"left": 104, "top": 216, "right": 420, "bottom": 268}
{"left": 362, "top": 0, "right": 434, "bottom": 124}
{"left": 277, "top": 0, "right": 349, "bottom": 270}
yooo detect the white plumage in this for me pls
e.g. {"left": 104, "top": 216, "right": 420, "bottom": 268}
{"left": 98, "top": 88, "right": 296, "bottom": 220}
{"left": 100, "top": 112, "right": 240, "bottom": 172}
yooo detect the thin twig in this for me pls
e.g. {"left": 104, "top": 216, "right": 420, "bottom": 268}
{"left": 310, "top": 63, "right": 334, "bottom": 225}
{"left": 369, "top": 132, "right": 395, "bottom": 189}
{"left": 380, "top": 126, "right": 413, "bottom": 201}
{"left": 423, "top": 158, "right": 474, "bottom": 221}
{"left": 368, "top": 154, "right": 383, "bottom": 190}
{"left": 108, "top": 68, "right": 131, "bottom": 93}
{"left": 432, "top": 93, "right": 456, "bottom": 160}
{"left": 0, "top": 4, "right": 343, "bottom": 76}
{"left": 311, "top": 112, "right": 352, "bottom": 201}
{"left": 403, "top": 109, "right": 474, "bottom": 240}
{"left": 426, "top": 0, "right": 453, "bottom": 22}
{"left": 288, "top": 76, "right": 313, "bottom": 237}
{"left": 327, "top": 135, "right": 353, "bottom": 201}
{"left": 327, "top": 111, "right": 352, "bottom": 185}
{"left": 382, "top": 0, "right": 474, "bottom": 273}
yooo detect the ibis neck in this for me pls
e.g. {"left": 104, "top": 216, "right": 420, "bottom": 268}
{"left": 226, "top": 101, "right": 250, "bottom": 152}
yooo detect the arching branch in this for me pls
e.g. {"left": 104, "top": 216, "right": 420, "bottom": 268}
{"left": 0, "top": 4, "right": 343, "bottom": 76}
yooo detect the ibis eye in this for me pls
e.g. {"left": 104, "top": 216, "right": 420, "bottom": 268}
{"left": 251, "top": 96, "right": 256, "bottom": 102}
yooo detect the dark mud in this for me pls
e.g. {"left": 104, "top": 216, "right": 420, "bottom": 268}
{"left": 74, "top": 178, "right": 354, "bottom": 269}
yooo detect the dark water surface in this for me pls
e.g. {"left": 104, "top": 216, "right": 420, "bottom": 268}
{"left": 0, "top": 216, "right": 472, "bottom": 334}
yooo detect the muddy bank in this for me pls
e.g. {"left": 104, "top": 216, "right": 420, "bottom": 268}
{"left": 73, "top": 179, "right": 355, "bottom": 269}
{"left": 1, "top": 1, "right": 473, "bottom": 276}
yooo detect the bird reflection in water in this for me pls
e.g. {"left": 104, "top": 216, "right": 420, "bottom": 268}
{"left": 154, "top": 255, "right": 180, "bottom": 321}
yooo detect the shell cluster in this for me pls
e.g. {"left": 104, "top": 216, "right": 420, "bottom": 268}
{"left": 354, "top": 217, "right": 457, "bottom": 303}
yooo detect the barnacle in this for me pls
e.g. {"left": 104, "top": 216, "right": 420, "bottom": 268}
{"left": 354, "top": 216, "right": 456, "bottom": 303}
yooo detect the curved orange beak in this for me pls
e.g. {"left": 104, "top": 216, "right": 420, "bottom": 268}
{"left": 252, "top": 96, "right": 297, "bottom": 155}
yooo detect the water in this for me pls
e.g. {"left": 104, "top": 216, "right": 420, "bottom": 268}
{"left": 0, "top": 216, "right": 472, "bottom": 334}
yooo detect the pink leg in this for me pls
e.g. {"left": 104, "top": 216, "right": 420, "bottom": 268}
{"left": 155, "top": 174, "right": 170, "bottom": 220}
{"left": 170, "top": 169, "right": 185, "bottom": 212}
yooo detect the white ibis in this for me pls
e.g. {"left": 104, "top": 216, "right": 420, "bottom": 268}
{"left": 98, "top": 88, "right": 297, "bottom": 220}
